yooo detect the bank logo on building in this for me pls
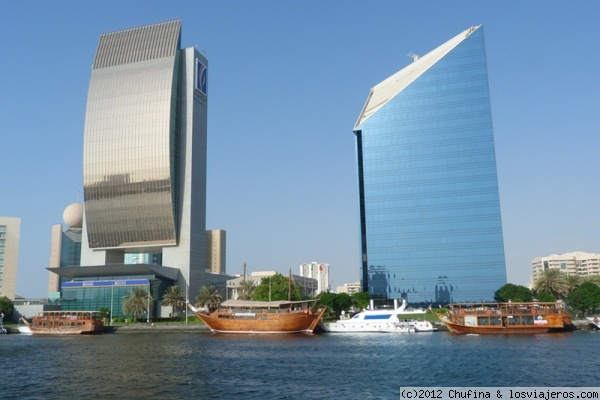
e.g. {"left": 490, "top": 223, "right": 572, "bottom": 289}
{"left": 196, "top": 59, "right": 207, "bottom": 95}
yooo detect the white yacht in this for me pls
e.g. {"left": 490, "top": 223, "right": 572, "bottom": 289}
{"left": 319, "top": 299, "right": 434, "bottom": 333}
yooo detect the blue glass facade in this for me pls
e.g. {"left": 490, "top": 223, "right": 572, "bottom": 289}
{"left": 354, "top": 26, "right": 506, "bottom": 304}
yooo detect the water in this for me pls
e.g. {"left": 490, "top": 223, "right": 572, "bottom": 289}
{"left": 1, "top": 331, "right": 598, "bottom": 399}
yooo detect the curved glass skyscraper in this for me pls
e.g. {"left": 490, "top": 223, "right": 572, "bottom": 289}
{"left": 80, "top": 20, "right": 208, "bottom": 296}
{"left": 354, "top": 26, "right": 506, "bottom": 304}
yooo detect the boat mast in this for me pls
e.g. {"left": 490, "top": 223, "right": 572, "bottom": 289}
{"left": 288, "top": 269, "right": 292, "bottom": 301}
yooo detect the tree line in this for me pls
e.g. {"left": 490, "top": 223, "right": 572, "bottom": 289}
{"left": 495, "top": 269, "right": 600, "bottom": 316}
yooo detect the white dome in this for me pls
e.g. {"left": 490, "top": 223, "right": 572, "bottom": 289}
{"left": 63, "top": 202, "right": 83, "bottom": 229}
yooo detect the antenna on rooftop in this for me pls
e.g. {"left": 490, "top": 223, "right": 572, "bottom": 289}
{"left": 407, "top": 52, "right": 420, "bottom": 62}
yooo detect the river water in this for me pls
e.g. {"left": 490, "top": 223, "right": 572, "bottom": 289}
{"left": 1, "top": 330, "right": 598, "bottom": 399}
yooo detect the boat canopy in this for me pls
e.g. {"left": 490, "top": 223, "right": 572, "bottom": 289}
{"left": 220, "top": 300, "right": 317, "bottom": 309}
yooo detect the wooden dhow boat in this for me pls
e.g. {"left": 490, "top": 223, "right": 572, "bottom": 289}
{"left": 436, "top": 302, "right": 572, "bottom": 334}
{"left": 188, "top": 299, "right": 326, "bottom": 334}
{"left": 18, "top": 311, "right": 105, "bottom": 335}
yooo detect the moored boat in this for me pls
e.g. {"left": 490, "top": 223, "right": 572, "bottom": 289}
{"left": 437, "top": 302, "right": 572, "bottom": 334}
{"left": 188, "top": 299, "right": 325, "bottom": 334}
{"left": 19, "top": 311, "right": 105, "bottom": 335}
{"left": 319, "top": 300, "right": 432, "bottom": 333}
{"left": 586, "top": 316, "right": 600, "bottom": 330}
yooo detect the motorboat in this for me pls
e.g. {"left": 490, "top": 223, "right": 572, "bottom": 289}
{"left": 586, "top": 316, "right": 600, "bottom": 330}
{"left": 319, "top": 299, "right": 430, "bottom": 333}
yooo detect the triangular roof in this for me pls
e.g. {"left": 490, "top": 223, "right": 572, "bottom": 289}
{"left": 354, "top": 25, "right": 482, "bottom": 129}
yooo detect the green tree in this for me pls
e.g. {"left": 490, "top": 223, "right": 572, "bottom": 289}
{"left": 195, "top": 285, "right": 222, "bottom": 312}
{"left": 122, "top": 286, "right": 152, "bottom": 322}
{"left": 317, "top": 292, "right": 353, "bottom": 316}
{"left": 566, "top": 282, "right": 600, "bottom": 316}
{"left": 351, "top": 291, "right": 370, "bottom": 310}
{"left": 99, "top": 307, "right": 111, "bottom": 319}
{"left": 252, "top": 274, "right": 304, "bottom": 301}
{"left": 534, "top": 269, "right": 569, "bottom": 299}
{"left": 162, "top": 285, "right": 186, "bottom": 318}
{"left": 582, "top": 275, "right": 600, "bottom": 287}
{"left": 565, "top": 274, "right": 581, "bottom": 294}
{"left": 536, "top": 292, "right": 556, "bottom": 302}
{"left": 494, "top": 283, "right": 533, "bottom": 302}
{"left": 0, "top": 296, "right": 15, "bottom": 320}
{"left": 238, "top": 280, "right": 256, "bottom": 301}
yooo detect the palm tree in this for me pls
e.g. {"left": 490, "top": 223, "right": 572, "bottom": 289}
{"left": 122, "top": 286, "right": 152, "bottom": 322}
{"left": 565, "top": 274, "right": 581, "bottom": 294}
{"left": 161, "top": 285, "right": 186, "bottom": 318}
{"left": 534, "top": 269, "right": 569, "bottom": 299}
{"left": 238, "top": 280, "right": 256, "bottom": 300}
{"left": 582, "top": 275, "right": 600, "bottom": 287}
{"left": 195, "top": 285, "right": 222, "bottom": 312}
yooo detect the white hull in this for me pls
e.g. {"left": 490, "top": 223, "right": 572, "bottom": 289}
{"left": 320, "top": 320, "right": 415, "bottom": 333}
{"left": 586, "top": 317, "right": 600, "bottom": 329}
{"left": 319, "top": 299, "right": 434, "bottom": 333}
{"left": 17, "top": 326, "right": 32, "bottom": 335}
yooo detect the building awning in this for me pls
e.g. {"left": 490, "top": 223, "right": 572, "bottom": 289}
{"left": 46, "top": 264, "right": 180, "bottom": 281}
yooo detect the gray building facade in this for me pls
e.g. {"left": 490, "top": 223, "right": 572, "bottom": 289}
{"left": 0, "top": 216, "right": 20, "bottom": 299}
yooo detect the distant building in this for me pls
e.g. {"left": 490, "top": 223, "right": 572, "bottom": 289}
{"left": 227, "top": 271, "right": 318, "bottom": 300}
{"left": 206, "top": 230, "right": 226, "bottom": 274}
{"left": 336, "top": 282, "right": 361, "bottom": 295}
{"left": 0, "top": 216, "right": 20, "bottom": 299}
{"left": 532, "top": 252, "right": 600, "bottom": 284}
{"left": 299, "top": 262, "right": 329, "bottom": 294}
{"left": 353, "top": 25, "right": 506, "bottom": 304}
{"left": 48, "top": 203, "right": 83, "bottom": 302}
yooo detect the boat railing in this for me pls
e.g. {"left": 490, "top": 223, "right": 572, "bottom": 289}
{"left": 223, "top": 307, "right": 308, "bottom": 315}
{"left": 450, "top": 304, "right": 566, "bottom": 317}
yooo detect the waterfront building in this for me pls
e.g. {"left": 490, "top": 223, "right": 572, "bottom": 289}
{"left": 353, "top": 25, "right": 506, "bottom": 304}
{"left": 299, "top": 262, "right": 329, "bottom": 294}
{"left": 206, "top": 230, "right": 226, "bottom": 274}
{"left": 48, "top": 20, "right": 212, "bottom": 318}
{"left": 336, "top": 282, "right": 361, "bottom": 295}
{"left": 0, "top": 216, "right": 20, "bottom": 299}
{"left": 47, "top": 203, "right": 83, "bottom": 302}
{"left": 532, "top": 252, "right": 600, "bottom": 284}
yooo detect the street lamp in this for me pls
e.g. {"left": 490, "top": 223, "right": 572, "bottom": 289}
{"left": 146, "top": 290, "right": 150, "bottom": 324}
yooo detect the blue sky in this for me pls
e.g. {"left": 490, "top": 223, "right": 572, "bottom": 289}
{"left": 1, "top": 1, "right": 599, "bottom": 298}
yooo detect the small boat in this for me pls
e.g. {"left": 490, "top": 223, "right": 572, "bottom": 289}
{"left": 586, "top": 316, "right": 600, "bottom": 330}
{"left": 18, "top": 311, "right": 105, "bottom": 335}
{"left": 319, "top": 300, "right": 431, "bottom": 333}
{"left": 17, "top": 324, "right": 32, "bottom": 335}
{"left": 437, "top": 302, "right": 572, "bottom": 334}
{"left": 188, "top": 300, "right": 325, "bottom": 334}
{"left": 405, "top": 319, "right": 437, "bottom": 332}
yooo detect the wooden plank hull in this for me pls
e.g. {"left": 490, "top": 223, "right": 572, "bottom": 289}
{"left": 443, "top": 320, "right": 551, "bottom": 334}
{"left": 23, "top": 312, "right": 104, "bottom": 335}
{"left": 194, "top": 308, "right": 326, "bottom": 334}
{"left": 437, "top": 302, "right": 572, "bottom": 335}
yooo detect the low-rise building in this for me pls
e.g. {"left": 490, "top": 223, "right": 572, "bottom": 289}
{"left": 336, "top": 282, "right": 361, "bottom": 295}
{"left": 532, "top": 251, "right": 600, "bottom": 284}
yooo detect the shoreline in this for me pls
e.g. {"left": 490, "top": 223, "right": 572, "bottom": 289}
{"left": 4, "top": 319, "right": 595, "bottom": 334}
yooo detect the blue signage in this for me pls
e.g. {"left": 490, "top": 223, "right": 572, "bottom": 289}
{"left": 62, "top": 279, "right": 150, "bottom": 289}
{"left": 195, "top": 58, "right": 207, "bottom": 95}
